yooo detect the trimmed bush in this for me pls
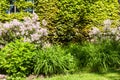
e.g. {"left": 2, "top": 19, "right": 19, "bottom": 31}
{"left": 34, "top": 45, "right": 76, "bottom": 75}
{"left": 0, "top": 39, "right": 36, "bottom": 77}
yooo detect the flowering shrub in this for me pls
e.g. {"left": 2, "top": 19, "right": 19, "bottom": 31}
{"left": 89, "top": 19, "right": 120, "bottom": 42}
{"left": 0, "top": 13, "right": 48, "bottom": 48}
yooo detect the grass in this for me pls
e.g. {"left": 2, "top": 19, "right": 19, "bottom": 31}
{"left": 34, "top": 72, "right": 120, "bottom": 80}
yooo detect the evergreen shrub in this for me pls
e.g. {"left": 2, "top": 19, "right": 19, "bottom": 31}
{"left": 35, "top": 0, "right": 119, "bottom": 43}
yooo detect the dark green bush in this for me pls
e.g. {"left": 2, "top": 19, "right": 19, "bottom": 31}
{"left": 34, "top": 45, "right": 76, "bottom": 75}
{"left": 67, "top": 40, "right": 120, "bottom": 73}
{"left": 0, "top": 39, "right": 36, "bottom": 77}
{"left": 66, "top": 43, "right": 89, "bottom": 69}
{"left": 35, "top": 0, "right": 119, "bottom": 43}
{"left": 97, "top": 40, "right": 120, "bottom": 70}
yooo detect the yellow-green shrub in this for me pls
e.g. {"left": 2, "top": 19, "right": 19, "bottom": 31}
{"left": 35, "top": 0, "right": 119, "bottom": 43}
{"left": 0, "top": 12, "right": 31, "bottom": 22}
{"left": 0, "top": 39, "right": 36, "bottom": 77}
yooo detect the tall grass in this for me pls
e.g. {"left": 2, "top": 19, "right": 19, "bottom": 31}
{"left": 34, "top": 45, "right": 76, "bottom": 75}
{"left": 66, "top": 40, "right": 120, "bottom": 73}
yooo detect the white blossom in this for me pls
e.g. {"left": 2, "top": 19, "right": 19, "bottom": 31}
{"left": 42, "top": 19, "right": 47, "bottom": 26}
{"left": 39, "top": 28, "right": 48, "bottom": 36}
{"left": 104, "top": 19, "right": 112, "bottom": 27}
{"left": 3, "top": 22, "right": 11, "bottom": 29}
{"left": 103, "top": 19, "right": 112, "bottom": 31}
{"left": 32, "top": 13, "right": 38, "bottom": 22}
{"left": 89, "top": 27, "right": 100, "bottom": 36}
{"left": 11, "top": 19, "right": 21, "bottom": 26}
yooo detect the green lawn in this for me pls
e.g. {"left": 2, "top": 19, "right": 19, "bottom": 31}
{"left": 35, "top": 72, "right": 120, "bottom": 80}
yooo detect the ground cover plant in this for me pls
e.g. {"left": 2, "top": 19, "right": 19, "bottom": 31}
{"left": 5, "top": 72, "right": 120, "bottom": 80}
{"left": 0, "top": 38, "right": 120, "bottom": 79}
{"left": 42, "top": 72, "right": 120, "bottom": 80}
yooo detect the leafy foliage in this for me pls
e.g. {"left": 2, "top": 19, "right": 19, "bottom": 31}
{"left": 15, "top": 0, "right": 34, "bottom": 11}
{"left": 0, "top": 12, "right": 31, "bottom": 22}
{"left": 0, "top": 0, "right": 9, "bottom": 14}
{"left": 1, "top": 0, "right": 119, "bottom": 43}
{"left": 0, "top": 0, "right": 33, "bottom": 13}
{"left": 85, "top": 0, "right": 119, "bottom": 26}
{"left": 0, "top": 39, "right": 36, "bottom": 77}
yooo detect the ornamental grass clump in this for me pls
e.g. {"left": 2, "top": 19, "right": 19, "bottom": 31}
{"left": 0, "top": 13, "right": 48, "bottom": 48}
{"left": 34, "top": 45, "right": 76, "bottom": 75}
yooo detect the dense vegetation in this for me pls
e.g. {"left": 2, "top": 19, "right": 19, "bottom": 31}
{"left": 35, "top": 0, "right": 119, "bottom": 43}
{"left": 0, "top": 0, "right": 120, "bottom": 79}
